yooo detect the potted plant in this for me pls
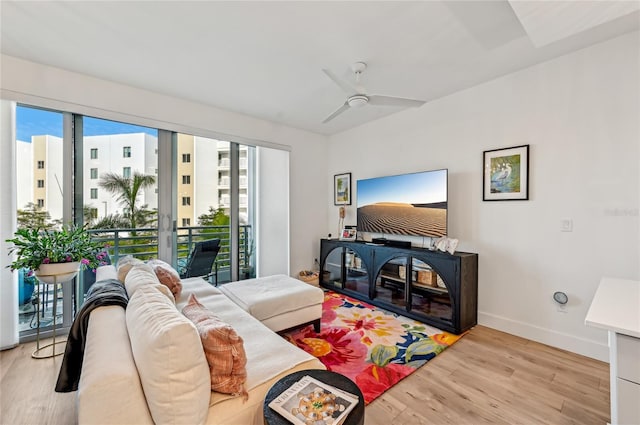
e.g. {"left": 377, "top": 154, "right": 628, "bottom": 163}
{"left": 6, "top": 225, "right": 108, "bottom": 284}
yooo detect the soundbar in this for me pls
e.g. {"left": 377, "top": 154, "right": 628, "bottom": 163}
{"left": 371, "top": 238, "right": 412, "bottom": 248}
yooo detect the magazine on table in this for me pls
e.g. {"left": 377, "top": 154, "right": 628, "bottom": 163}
{"left": 268, "top": 374, "right": 359, "bottom": 425}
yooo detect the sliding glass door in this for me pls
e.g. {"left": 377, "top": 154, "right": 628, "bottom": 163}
{"left": 76, "top": 116, "right": 159, "bottom": 300}
{"left": 12, "top": 102, "right": 273, "bottom": 343}
{"left": 15, "top": 105, "right": 68, "bottom": 338}
{"left": 173, "top": 134, "right": 256, "bottom": 284}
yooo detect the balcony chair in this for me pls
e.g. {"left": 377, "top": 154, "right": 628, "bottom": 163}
{"left": 179, "top": 238, "right": 221, "bottom": 285}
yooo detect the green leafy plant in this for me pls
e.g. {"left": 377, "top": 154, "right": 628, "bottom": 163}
{"left": 6, "top": 225, "right": 108, "bottom": 274}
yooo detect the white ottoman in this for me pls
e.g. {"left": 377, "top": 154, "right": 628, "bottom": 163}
{"left": 219, "top": 274, "right": 324, "bottom": 333}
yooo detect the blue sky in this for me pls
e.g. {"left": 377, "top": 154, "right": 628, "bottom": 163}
{"left": 16, "top": 105, "right": 157, "bottom": 141}
{"left": 357, "top": 169, "right": 447, "bottom": 206}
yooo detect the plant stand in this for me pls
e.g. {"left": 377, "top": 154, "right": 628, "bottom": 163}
{"left": 32, "top": 268, "right": 77, "bottom": 359}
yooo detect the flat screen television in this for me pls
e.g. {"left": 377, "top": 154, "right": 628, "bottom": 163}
{"left": 356, "top": 169, "right": 448, "bottom": 238}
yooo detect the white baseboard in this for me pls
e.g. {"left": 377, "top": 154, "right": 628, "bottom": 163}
{"left": 478, "top": 311, "right": 610, "bottom": 362}
{"left": 0, "top": 342, "right": 18, "bottom": 351}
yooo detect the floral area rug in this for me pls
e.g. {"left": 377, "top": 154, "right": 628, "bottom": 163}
{"left": 282, "top": 291, "right": 464, "bottom": 404}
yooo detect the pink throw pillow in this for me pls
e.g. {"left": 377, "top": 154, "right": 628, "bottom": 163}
{"left": 182, "top": 294, "right": 248, "bottom": 399}
{"left": 146, "top": 259, "right": 183, "bottom": 300}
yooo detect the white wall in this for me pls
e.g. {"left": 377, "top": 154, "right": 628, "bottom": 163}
{"left": 327, "top": 32, "right": 640, "bottom": 361}
{"left": 1, "top": 55, "right": 329, "bottom": 278}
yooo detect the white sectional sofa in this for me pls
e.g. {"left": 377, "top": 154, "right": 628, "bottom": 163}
{"left": 77, "top": 265, "right": 325, "bottom": 425}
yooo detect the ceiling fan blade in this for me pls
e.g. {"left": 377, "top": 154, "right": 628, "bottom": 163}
{"left": 322, "top": 102, "right": 350, "bottom": 123}
{"left": 322, "top": 69, "right": 357, "bottom": 94}
{"left": 368, "top": 95, "right": 426, "bottom": 108}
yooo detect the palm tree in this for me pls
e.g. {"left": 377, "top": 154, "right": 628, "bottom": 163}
{"left": 98, "top": 171, "right": 156, "bottom": 231}
{"left": 91, "top": 213, "right": 131, "bottom": 231}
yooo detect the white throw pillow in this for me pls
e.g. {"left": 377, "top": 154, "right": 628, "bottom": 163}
{"left": 126, "top": 285, "right": 210, "bottom": 425}
{"left": 117, "top": 255, "right": 144, "bottom": 282}
{"left": 124, "top": 263, "right": 175, "bottom": 303}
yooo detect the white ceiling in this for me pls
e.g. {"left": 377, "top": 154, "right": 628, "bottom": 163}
{"left": 1, "top": 1, "right": 639, "bottom": 136}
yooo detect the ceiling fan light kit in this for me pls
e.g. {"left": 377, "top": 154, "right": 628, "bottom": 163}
{"left": 347, "top": 95, "right": 368, "bottom": 108}
{"left": 322, "top": 61, "right": 426, "bottom": 123}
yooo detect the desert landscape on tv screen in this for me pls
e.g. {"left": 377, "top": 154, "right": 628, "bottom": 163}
{"left": 357, "top": 170, "right": 447, "bottom": 238}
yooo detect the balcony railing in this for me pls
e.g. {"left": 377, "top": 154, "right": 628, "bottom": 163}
{"left": 17, "top": 225, "right": 253, "bottom": 334}
{"left": 87, "top": 225, "right": 253, "bottom": 283}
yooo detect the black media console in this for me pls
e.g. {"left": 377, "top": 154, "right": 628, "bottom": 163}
{"left": 319, "top": 239, "right": 478, "bottom": 334}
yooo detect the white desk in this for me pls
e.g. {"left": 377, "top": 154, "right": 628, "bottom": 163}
{"left": 585, "top": 277, "right": 640, "bottom": 425}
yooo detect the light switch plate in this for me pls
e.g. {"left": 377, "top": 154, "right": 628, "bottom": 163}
{"left": 560, "top": 219, "right": 573, "bottom": 232}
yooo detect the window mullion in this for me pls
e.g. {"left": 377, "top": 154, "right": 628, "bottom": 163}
{"left": 157, "top": 130, "right": 175, "bottom": 264}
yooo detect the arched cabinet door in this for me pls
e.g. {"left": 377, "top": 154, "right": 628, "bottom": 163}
{"left": 320, "top": 240, "right": 370, "bottom": 297}
{"left": 321, "top": 246, "right": 343, "bottom": 290}
{"left": 373, "top": 254, "right": 409, "bottom": 309}
{"left": 408, "top": 258, "right": 453, "bottom": 326}
{"left": 342, "top": 245, "right": 369, "bottom": 296}
{"left": 372, "top": 254, "right": 454, "bottom": 328}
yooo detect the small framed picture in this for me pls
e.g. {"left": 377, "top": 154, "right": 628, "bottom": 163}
{"left": 334, "top": 172, "right": 352, "bottom": 205}
{"left": 483, "top": 144, "right": 529, "bottom": 201}
{"left": 340, "top": 227, "right": 357, "bottom": 241}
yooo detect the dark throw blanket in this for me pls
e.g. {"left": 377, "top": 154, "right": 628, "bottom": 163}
{"left": 55, "top": 279, "right": 128, "bottom": 392}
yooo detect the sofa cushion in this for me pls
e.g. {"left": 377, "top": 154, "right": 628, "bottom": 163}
{"left": 218, "top": 274, "right": 324, "bottom": 321}
{"left": 182, "top": 294, "right": 248, "bottom": 398}
{"left": 176, "top": 277, "right": 325, "bottom": 394}
{"left": 147, "top": 258, "right": 183, "bottom": 299}
{"left": 126, "top": 285, "right": 210, "bottom": 425}
{"left": 116, "top": 255, "right": 144, "bottom": 282}
{"left": 124, "top": 263, "right": 174, "bottom": 303}
{"left": 95, "top": 264, "right": 118, "bottom": 282}
{"left": 78, "top": 305, "right": 153, "bottom": 424}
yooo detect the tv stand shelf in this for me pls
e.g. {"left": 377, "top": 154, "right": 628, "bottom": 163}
{"left": 319, "top": 239, "right": 478, "bottom": 334}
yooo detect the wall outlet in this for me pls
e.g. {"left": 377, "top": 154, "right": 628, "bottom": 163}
{"left": 560, "top": 219, "right": 573, "bottom": 232}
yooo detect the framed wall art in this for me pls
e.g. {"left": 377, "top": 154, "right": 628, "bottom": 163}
{"left": 334, "top": 172, "right": 352, "bottom": 205}
{"left": 339, "top": 226, "right": 357, "bottom": 241}
{"left": 483, "top": 144, "right": 529, "bottom": 201}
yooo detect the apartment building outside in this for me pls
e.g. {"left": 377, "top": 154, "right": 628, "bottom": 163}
{"left": 16, "top": 133, "right": 250, "bottom": 227}
{"left": 16, "top": 139, "right": 33, "bottom": 210}
{"left": 31, "top": 135, "right": 64, "bottom": 218}
{"left": 83, "top": 133, "right": 158, "bottom": 222}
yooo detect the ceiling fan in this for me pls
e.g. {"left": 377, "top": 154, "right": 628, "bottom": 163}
{"left": 322, "top": 62, "right": 426, "bottom": 123}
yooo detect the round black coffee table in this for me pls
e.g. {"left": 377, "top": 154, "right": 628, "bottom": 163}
{"left": 264, "top": 369, "right": 365, "bottom": 425}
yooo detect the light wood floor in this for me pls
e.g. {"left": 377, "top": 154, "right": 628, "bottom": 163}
{"left": 366, "top": 326, "right": 610, "bottom": 425}
{"left": 0, "top": 325, "right": 609, "bottom": 425}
